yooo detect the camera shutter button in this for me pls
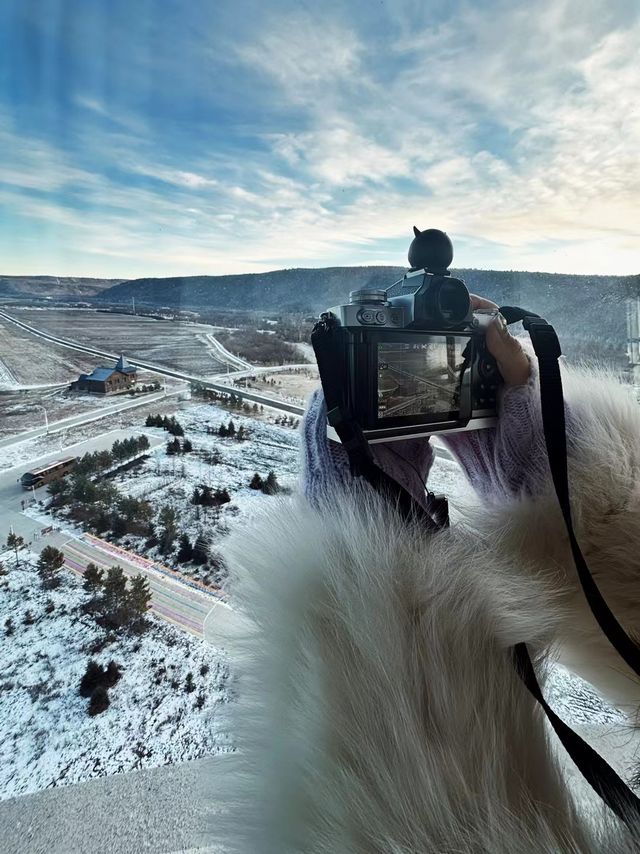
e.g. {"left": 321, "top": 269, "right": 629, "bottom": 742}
{"left": 375, "top": 311, "right": 386, "bottom": 324}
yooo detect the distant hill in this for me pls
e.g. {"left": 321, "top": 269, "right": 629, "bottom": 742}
{"left": 0, "top": 275, "right": 123, "bottom": 301}
{"left": 98, "top": 265, "right": 640, "bottom": 365}
{"left": 98, "top": 267, "right": 407, "bottom": 314}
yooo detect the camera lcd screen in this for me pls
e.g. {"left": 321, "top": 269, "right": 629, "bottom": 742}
{"left": 377, "top": 337, "right": 470, "bottom": 420}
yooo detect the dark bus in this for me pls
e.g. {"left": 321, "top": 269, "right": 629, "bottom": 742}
{"left": 21, "top": 457, "right": 77, "bottom": 490}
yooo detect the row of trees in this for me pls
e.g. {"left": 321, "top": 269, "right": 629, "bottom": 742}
{"left": 50, "top": 476, "right": 154, "bottom": 539}
{"left": 273, "top": 415, "right": 299, "bottom": 429}
{"left": 214, "top": 328, "right": 299, "bottom": 365}
{"left": 192, "top": 485, "right": 231, "bottom": 507}
{"left": 249, "top": 471, "right": 280, "bottom": 495}
{"left": 216, "top": 419, "right": 248, "bottom": 440}
{"left": 73, "top": 435, "right": 151, "bottom": 478}
{"left": 191, "top": 384, "right": 263, "bottom": 415}
{"left": 175, "top": 533, "right": 211, "bottom": 565}
{"left": 145, "top": 414, "right": 184, "bottom": 436}
{"left": 166, "top": 437, "right": 193, "bottom": 455}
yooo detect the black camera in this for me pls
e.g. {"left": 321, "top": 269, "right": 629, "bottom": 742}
{"left": 319, "top": 228, "right": 501, "bottom": 444}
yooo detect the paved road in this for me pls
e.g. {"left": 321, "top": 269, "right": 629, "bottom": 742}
{"left": 0, "top": 431, "right": 233, "bottom": 638}
{"left": 210, "top": 362, "right": 314, "bottom": 382}
{"left": 204, "top": 333, "right": 252, "bottom": 371}
{"left": 0, "top": 385, "right": 188, "bottom": 449}
{"left": 0, "top": 309, "right": 305, "bottom": 417}
{"left": 61, "top": 534, "right": 229, "bottom": 639}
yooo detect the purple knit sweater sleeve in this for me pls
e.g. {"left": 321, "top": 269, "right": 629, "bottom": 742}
{"left": 301, "top": 348, "right": 568, "bottom": 506}
{"left": 440, "top": 353, "right": 572, "bottom": 501}
{"left": 301, "top": 389, "right": 435, "bottom": 511}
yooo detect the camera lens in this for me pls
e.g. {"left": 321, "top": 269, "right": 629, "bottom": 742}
{"left": 436, "top": 278, "right": 470, "bottom": 325}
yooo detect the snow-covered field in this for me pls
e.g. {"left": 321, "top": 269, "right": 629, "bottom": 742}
{"left": 2, "top": 392, "right": 634, "bottom": 805}
{"left": 0, "top": 397, "right": 182, "bottom": 471}
{"left": 0, "top": 549, "right": 232, "bottom": 801}
{"left": 12, "top": 308, "right": 229, "bottom": 376}
{"left": 101, "top": 401, "right": 302, "bottom": 583}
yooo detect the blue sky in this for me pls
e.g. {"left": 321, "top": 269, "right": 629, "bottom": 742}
{"left": 1, "top": 0, "right": 639, "bottom": 278}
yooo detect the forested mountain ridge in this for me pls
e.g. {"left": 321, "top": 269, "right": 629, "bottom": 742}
{"left": 0, "top": 275, "right": 122, "bottom": 300}
{"left": 98, "top": 265, "right": 640, "bottom": 366}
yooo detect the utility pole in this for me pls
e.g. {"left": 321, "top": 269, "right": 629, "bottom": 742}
{"left": 132, "top": 296, "right": 136, "bottom": 315}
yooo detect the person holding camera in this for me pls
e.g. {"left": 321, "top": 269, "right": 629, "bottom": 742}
{"left": 216, "top": 236, "right": 640, "bottom": 852}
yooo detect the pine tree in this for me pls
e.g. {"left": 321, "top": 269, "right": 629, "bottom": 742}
{"left": 4, "top": 618, "right": 14, "bottom": 636}
{"left": 83, "top": 562, "right": 103, "bottom": 593}
{"left": 144, "top": 523, "right": 158, "bottom": 550}
{"left": 111, "top": 513, "right": 128, "bottom": 538}
{"left": 237, "top": 425, "right": 245, "bottom": 441}
{"left": 48, "top": 476, "right": 70, "bottom": 507}
{"left": 176, "top": 533, "right": 194, "bottom": 563}
{"left": 37, "top": 545, "right": 65, "bottom": 589}
{"left": 191, "top": 487, "right": 201, "bottom": 505}
{"left": 227, "top": 419, "right": 236, "bottom": 437}
{"left": 127, "top": 574, "right": 151, "bottom": 629}
{"left": 184, "top": 672, "right": 195, "bottom": 693}
{"left": 166, "top": 438, "right": 180, "bottom": 456}
{"left": 214, "top": 488, "right": 231, "bottom": 506}
{"left": 262, "top": 471, "right": 280, "bottom": 495}
{"left": 192, "top": 535, "right": 209, "bottom": 565}
{"left": 218, "top": 423, "right": 228, "bottom": 438}
{"left": 104, "top": 660, "right": 122, "bottom": 687}
{"left": 200, "top": 485, "right": 214, "bottom": 508}
{"left": 88, "top": 685, "right": 110, "bottom": 716}
{"left": 6, "top": 532, "right": 25, "bottom": 567}
{"left": 101, "top": 566, "right": 128, "bottom": 627}
{"left": 80, "top": 660, "right": 105, "bottom": 697}
{"left": 183, "top": 438, "right": 193, "bottom": 453}
{"left": 158, "top": 505, "right": 178, "bottom": 554}
{"left": 249, "top": 473, "right": 263, "bottom": 490}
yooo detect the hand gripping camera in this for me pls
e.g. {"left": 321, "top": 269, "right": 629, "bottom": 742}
{"left": 319, "top": 227, "right": 501, "bottom": 444}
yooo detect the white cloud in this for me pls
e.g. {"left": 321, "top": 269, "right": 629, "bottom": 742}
{"left": 130, "top": 164, "right": 218, "bottom": 189}
{"left": 236, "top": 12, "right": 362, "bottom": 99}
{"left": 3, "top": 1, "right": 640, "bottom": 277}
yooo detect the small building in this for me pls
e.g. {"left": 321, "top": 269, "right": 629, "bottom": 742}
{"left": 72, "top": 354, "right": 138, "bottom": 395}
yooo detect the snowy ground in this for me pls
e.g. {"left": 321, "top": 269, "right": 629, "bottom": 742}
{"left": 0, "top": 549, "right": 232, "bottom": 802}
{"left": 0, "top": 395, "right": 183, "bottom": 470}
{"left": 3, "top": 394, "right": 635, "bottom": 805}
{"left": 0, "top": 382, "right": 169, "bottom": 440}
{"left": 100, "top": 400, "right": 302, "bottom": 584}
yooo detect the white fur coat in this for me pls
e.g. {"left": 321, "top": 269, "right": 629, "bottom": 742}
{"left": 210, "top": 360, "right": 640, "bottom": 853}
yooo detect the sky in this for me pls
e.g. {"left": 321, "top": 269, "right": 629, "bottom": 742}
{"left": 0, "top": 0, "right": 639, "bottom": 279}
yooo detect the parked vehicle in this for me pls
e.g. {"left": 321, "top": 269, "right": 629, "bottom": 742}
{"left": 21, "top": 457, "right": 77, "bottom": 490}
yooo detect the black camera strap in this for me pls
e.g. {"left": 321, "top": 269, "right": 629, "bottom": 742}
{"left": 501, "top": 305, "right": 640, "bottom": 826}
{"left": 311, "top": 314, "right": 441, "bottom": 531}
{"left": 311, "top": 308, "right": 640, "bottom": 827}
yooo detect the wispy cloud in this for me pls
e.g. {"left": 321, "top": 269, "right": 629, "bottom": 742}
{"left": 1, "top": 0, "right": 639, "bottom": 277}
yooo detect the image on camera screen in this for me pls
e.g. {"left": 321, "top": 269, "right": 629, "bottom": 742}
{"left": 377, "top": 337, "right": 469, "bottom": 420}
